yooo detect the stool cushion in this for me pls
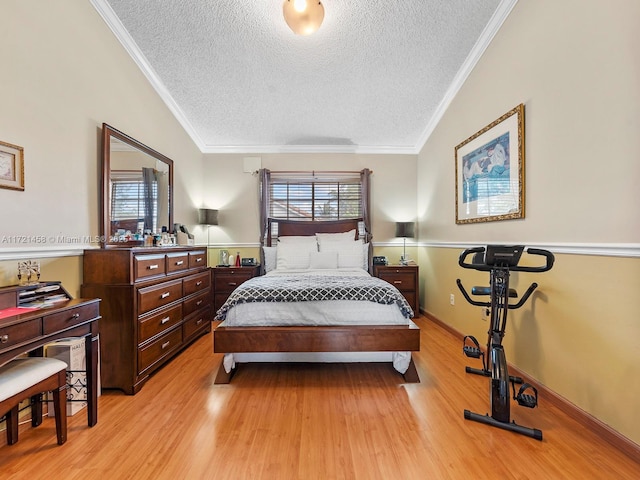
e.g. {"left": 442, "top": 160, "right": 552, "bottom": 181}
{"left": 0, "top": 357, "right": 67, "bottom": 402}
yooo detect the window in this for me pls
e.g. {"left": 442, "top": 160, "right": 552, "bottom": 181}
{"left": 268, "top": 172, "right": 362, "bottom": 221}
{"left": 110, "top": 170, "right": 157, "bottom": 232}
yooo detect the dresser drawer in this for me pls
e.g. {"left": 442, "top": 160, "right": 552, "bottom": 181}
{"left": 376, "top": 271, "right": 416, "bottom": 291}
{"left": 134, "top": 254, "right": 167, "bottom": 280}
{"left": 0, "top": 318, "right": 42, "bottom": 349}
{"left": 43, "top": 302, "right": 100, "bottom": 335}
{"left": 183, "top": 271, "right": 210, "bottom": 297}
{"left": 188, "top": 250, "right": 207, "bottom": 269}
{"left": 183, "top": 307, "right": 211, "bottom": 340}
{"left": 138, "top": 303, "right": 183, "bottom": 344}
{"left": 137, "top": 279, "right": 183, "bottom": 315}
{"left": 183, "top": 291, "right": 209, "bottom": 317}
{"left": 138, "top": 326, "right": 182, "bottom": 373}
{"left": 166, "top": 253, "right": 189, "bottom": 274}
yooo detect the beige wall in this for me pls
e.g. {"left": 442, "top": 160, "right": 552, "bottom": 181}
{"left": 417, "top": 0, "right": 640, "bottom": 445}
{"left": 0, "top": 1, "right": 203, "bottom": 288}
{"left": 200, "top": 153, "right": 417, "bottom": 251}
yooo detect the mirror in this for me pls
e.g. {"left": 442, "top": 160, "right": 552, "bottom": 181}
{"left": 101, "top": 123, "right": 173, "bottom": 246}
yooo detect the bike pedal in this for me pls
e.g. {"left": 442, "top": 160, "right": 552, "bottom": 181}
{"left": 517, "top": 394, "right": 537, "bottom": 408}
{"left": 515, "top": 383, "right": 538, "bottom": 408}
{"left": 463, "top": 346, "right": 482, "bottom": 358}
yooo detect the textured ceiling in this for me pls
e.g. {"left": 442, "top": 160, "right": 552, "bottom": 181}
{"left": 92, "top": 0, "right": 514, "bottom": 154}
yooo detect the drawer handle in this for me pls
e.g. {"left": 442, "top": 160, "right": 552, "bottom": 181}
{"left": 148, "top": 264, "right": 159, "bottom": 270}
{"left": 160, "top": 292, "right": 171, "bottom": 299}
{"left": 196, "top": 318, "right": 203, "bottom": 325}
{"left": 393, "top": 281, "right": 402, "bottom": 285}
{"left": 175, "top": 260, "right": 184, "bottom": 266}
{"left": 161, "top": 316, "right": 171, "bottom": 324}
{"left": 196, "top": 281, "right": 202, "bottom": 286}
{"left": 69, "top": 313, "right": 81, "bottom": 320}
{"left": 161, "top": 341, "right": 171, "bottom": 349}
{"left": 228, "top": 282, "right": 237, "bottom": 287}
{"left": 196, "top": 300, "right": 203, "bottom": 306}
{"left": 1, "top": 334, "right": 8, "bottom": 344}
{"left": 195, "top": 257, "right": 203, "bottom": 262}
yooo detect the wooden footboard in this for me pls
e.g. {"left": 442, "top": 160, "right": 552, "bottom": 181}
{"left": 213, "top": 321, "right": 420, "bottom": 384}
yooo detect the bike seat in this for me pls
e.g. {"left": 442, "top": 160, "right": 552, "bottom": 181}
{"left": 471, "top": 286, "right": 518, "bottom": 297}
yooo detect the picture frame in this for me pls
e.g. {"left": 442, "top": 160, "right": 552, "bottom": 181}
{"left": 455, "top": 104, "right": 524, "bottom": 224}
{"left": 0, "top": 140, "right": 25, "bottom": 191}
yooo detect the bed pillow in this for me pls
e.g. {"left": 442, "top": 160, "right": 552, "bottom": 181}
{"left": 309, "top": 251, "right": 339, "bottom": 269}
{"left": 362, "top": 242, "right": 370, "bottom": 270}
{"left": 262, "top": 246, "right": 277, "bottom": 273}
{"left": 276, "top": 241, "right": 317, "bottom": 270}
{"left": 316, "top": 229, "right": 357, "bottom": 249}
{"left": 320, "top": 241, "right": 365, "bottom": 270}
{"left": 278, "top": 235, "right": 318, "bottom": 244}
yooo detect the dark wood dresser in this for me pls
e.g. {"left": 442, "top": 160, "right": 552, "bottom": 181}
{"left": 212, "top": 265, "right": 261, "bottom": 313}
{"left": 373, "top": 264, "right": 420, "bottom": 314}
{"left": 82, "top": 247, "right": 211, "bottom": 394}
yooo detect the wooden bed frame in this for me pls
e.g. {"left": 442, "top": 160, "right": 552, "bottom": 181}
{"left": 213, "top": 218, "right": 421, "bottom": 384}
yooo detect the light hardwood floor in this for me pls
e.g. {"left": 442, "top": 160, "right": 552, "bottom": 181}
{"left": 1, "top": 316, "right": 639, "bottom": 479}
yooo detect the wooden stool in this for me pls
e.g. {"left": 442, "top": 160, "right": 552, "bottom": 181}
{"left": 0, "top": 357, "right": 68, "bottom": 445}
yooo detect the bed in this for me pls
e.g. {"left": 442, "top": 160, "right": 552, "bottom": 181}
{"left": 212, "top": 218, "right": 420, "bottom": 384}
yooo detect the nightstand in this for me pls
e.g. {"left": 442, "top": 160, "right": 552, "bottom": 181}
{"left": 373, "top": 264, "right": 419, "bottom": 314}
{"left": 212, "top": 265, "right": 261, "bottom": 312}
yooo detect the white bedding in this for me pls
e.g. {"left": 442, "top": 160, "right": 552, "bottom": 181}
{"left": 221, "top": 268, "right": 410, "bottom": 326}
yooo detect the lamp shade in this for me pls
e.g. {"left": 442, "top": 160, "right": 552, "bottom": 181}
{"left": 395, "top": 222, "right": 415, "bottom": 238}
{"left": 198, "top": 208, "right": 219, "bottom": 226}
{"left": 283, "top": 0, "right": 324, "bottom": 36}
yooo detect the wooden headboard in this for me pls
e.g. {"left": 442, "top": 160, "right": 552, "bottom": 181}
{"left": 266, "top": 218, "right": 361, "bottom": 247}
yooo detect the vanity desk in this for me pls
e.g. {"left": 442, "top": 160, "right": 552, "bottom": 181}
{"left": 82, "top": 247, "right": 212, "bottom": 395}
{"left": 0, "top": 284, "right": 100, "bottom": 426}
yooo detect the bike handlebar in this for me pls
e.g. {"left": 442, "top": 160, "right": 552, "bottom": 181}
{"left": 455, "top": 279, "right": 539, "bottom": 309}
{"left": 458, "top": 246, "right": 555, "bottom": 273}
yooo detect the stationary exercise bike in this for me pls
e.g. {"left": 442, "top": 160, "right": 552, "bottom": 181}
{"left": 456, "top": 245, "right": 554, "bottom": 440}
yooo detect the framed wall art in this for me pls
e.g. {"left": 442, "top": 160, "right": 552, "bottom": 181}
{"left": 0, "top": 140, "right": 25, "bottom": 191}
{"left": 455, "top": 104, "right": 524, "bottom": 224}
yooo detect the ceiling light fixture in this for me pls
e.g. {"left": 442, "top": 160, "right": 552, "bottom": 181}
{"left": 283, "top": 0, "right": 325, "bottom": 36}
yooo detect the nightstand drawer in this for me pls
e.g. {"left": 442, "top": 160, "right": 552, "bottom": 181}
{"left": 212, "top": 265, "right": 260, "bottom": 312}
{"left": 376, "top": 271, "right": 416, "bottom": 291}
{"left": 374, "top": 265, "right": 419, "bottom": 314}
{"left": 214, "top": 271, "right": 254, "bottom": 293}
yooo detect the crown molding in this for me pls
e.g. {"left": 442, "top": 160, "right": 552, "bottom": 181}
{"left": 414, "top": 0, "right": 518, "bottom": 153}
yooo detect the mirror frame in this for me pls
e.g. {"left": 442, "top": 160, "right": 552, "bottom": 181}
{"left": 101, "top": 123, "right": 174, "bottom": 247}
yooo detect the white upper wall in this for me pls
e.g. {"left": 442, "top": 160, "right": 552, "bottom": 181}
{"left": 0, "top": 0, "right": 203, "bottom": 251}
{"left": 418, "top": 0, "right": 640, "bottom": 244}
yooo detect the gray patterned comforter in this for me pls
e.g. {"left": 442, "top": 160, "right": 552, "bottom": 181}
{"left": 214, "top": 273, "right": 414, "bottom": 320}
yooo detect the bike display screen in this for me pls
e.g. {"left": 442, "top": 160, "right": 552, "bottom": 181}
{"left": 484, "top": 245, "right": 524, "bottom": 267}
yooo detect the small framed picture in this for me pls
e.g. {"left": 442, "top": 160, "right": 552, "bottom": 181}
{"left": 455, "top": 104, "right": 525, "bottom": 224}
{"left": 0, "top": 140, "right": 25, "bottom": 191}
